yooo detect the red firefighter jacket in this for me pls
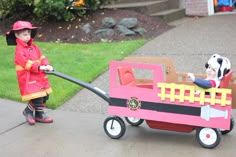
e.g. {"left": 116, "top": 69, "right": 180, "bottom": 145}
{"left": 14, "top": 38, "right": 52, "bottom": 101}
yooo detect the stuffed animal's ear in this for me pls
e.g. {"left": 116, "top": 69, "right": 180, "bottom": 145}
{"left": 224, "top": 69, "right": 230, "bottom": 76}
{"left": 217, "top": 58, "right": 223, "bottom": 64}
{"left": 217, "top": 58, "right": 223, "bottom": 78}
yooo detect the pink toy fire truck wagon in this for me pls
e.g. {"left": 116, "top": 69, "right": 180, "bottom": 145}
{"left": 46, "top": 59, "right": 234, "bottom": 149}
{"left": 104, "top": 60, "right": 234, "bottom": 149}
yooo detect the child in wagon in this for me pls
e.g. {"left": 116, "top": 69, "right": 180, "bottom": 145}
{"left": 6, "top": 21, "right": 54, "bottom": 125}
{"left": 187, "top": 54, "right": 231, "bottom": 89}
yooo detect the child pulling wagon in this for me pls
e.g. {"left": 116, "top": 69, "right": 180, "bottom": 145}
{"left": 6, "top": 21, "right": 54, "bottom": 125}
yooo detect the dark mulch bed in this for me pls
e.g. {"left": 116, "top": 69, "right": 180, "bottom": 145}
{"left": 0, "top": 9, "right": 173, "bottom": 43}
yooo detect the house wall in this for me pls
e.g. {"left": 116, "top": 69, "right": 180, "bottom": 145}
{"left": 185, "top": 0, "right": 214, "bottom": 16}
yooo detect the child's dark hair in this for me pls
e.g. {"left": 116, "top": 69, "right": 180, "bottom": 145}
{"left": 14, "top": 28, "right": 31, "bottom": 35}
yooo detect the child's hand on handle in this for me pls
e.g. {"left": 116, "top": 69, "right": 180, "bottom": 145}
{"left": 187, "top": 73, "right": 195, "bottom": 82}
{"left": 39, "top": 65, "right": 54, "bottom": 71}
{"left": 39, "top": 65, "right": 46, "bottom": 70}
{"left": 45, "top": 65, "right": 53, "bottom": 71}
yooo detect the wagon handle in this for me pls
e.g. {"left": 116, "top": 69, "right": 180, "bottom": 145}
{"left": 44, "top": 70, "right": 111, "bottom": 104}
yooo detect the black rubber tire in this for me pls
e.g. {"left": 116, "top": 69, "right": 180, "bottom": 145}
{"left": 103, "top": 116, "right": 126, "bottom": 139}
{"left": 125, "top": 117, "right": 144, "bottom": 126}
{"left": 196, "top": 127, "right": 222, "bottom": 149}
{"left": 221, "top": 116, "right": 235, "bottom": 135}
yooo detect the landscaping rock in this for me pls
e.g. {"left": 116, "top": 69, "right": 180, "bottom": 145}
{"left": 133, "top": 27, "right": 147, "bottom": 36}
{"left": 81, "top": 23, "right": 91, "bottom": 34}
{"left": 102, "top": 17, "right": 116, "bottom": 28}
{"left": 118, "top": 18, "right": 138, "bottom": 28}
{"left": 116, "top": 25, "right": 136, "bottom": 36}
{"left": 93, "top": 28, "right": 114, "bottom": 37}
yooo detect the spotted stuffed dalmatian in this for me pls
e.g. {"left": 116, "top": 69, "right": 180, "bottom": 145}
{"left": 188, "top": 54, "right": 231, "bottom": 88}
{"left": 205, "top": 54, "right": 231, "bottom": 80}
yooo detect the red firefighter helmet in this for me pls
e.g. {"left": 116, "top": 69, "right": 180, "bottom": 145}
{"left": 6, "top": 20, "right": 38, "bottom": 45}
{"left": 12, "top": 21, "right": 38, "bottom": 31}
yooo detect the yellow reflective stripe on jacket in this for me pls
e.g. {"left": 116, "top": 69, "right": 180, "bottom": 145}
{"left": 15, "top": 65, "right": 24, "bottom": 71}
{"left": 40, "top": 55, "right": 46, "bottom": 60}
{"left": 25, "top": 60, "right": 33, "bottom": 70}
{"left": 21, "top": 88, "right": 53, "bottom": 101}
{"left": 16, "top": 59, "right": 41, "bottom": 71}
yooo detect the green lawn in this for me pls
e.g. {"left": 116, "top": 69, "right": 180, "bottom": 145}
{"left": 0, "top": 36, "right": 146, "bottom": 109}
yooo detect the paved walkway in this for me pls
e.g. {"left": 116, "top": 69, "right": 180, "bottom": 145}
{"left": 1, "top": 14, "right": 236, "bottom": 157}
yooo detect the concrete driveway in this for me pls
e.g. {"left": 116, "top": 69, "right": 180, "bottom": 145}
{"left": 1, "top": 14, "right": 236, "bottom": 157}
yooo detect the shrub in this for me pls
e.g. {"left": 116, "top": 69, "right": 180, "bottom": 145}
{"left": 34, "top": 0, "right": 118, "bottom": 21}
{"left": 0, "top": 0, "right": 34, "bottom": 20}
{"left": 0, "top": 0, "right": 118, "bottom": 22}
{"left": 34, "top": 0, "right": 75, "bottom": 21}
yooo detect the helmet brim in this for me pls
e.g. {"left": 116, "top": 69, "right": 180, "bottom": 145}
{"left": 12, "top": 26, "right": 38, "bottom": 31}
{"left": 6, "top": 29, "right": 37, "bottom": 45}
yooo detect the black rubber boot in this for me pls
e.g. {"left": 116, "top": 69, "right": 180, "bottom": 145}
{"left": 35, "top": 107, "right": 53, "bottom": 123}
{"left": 23, "top": 103, "right": 35, "bottom": 125}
